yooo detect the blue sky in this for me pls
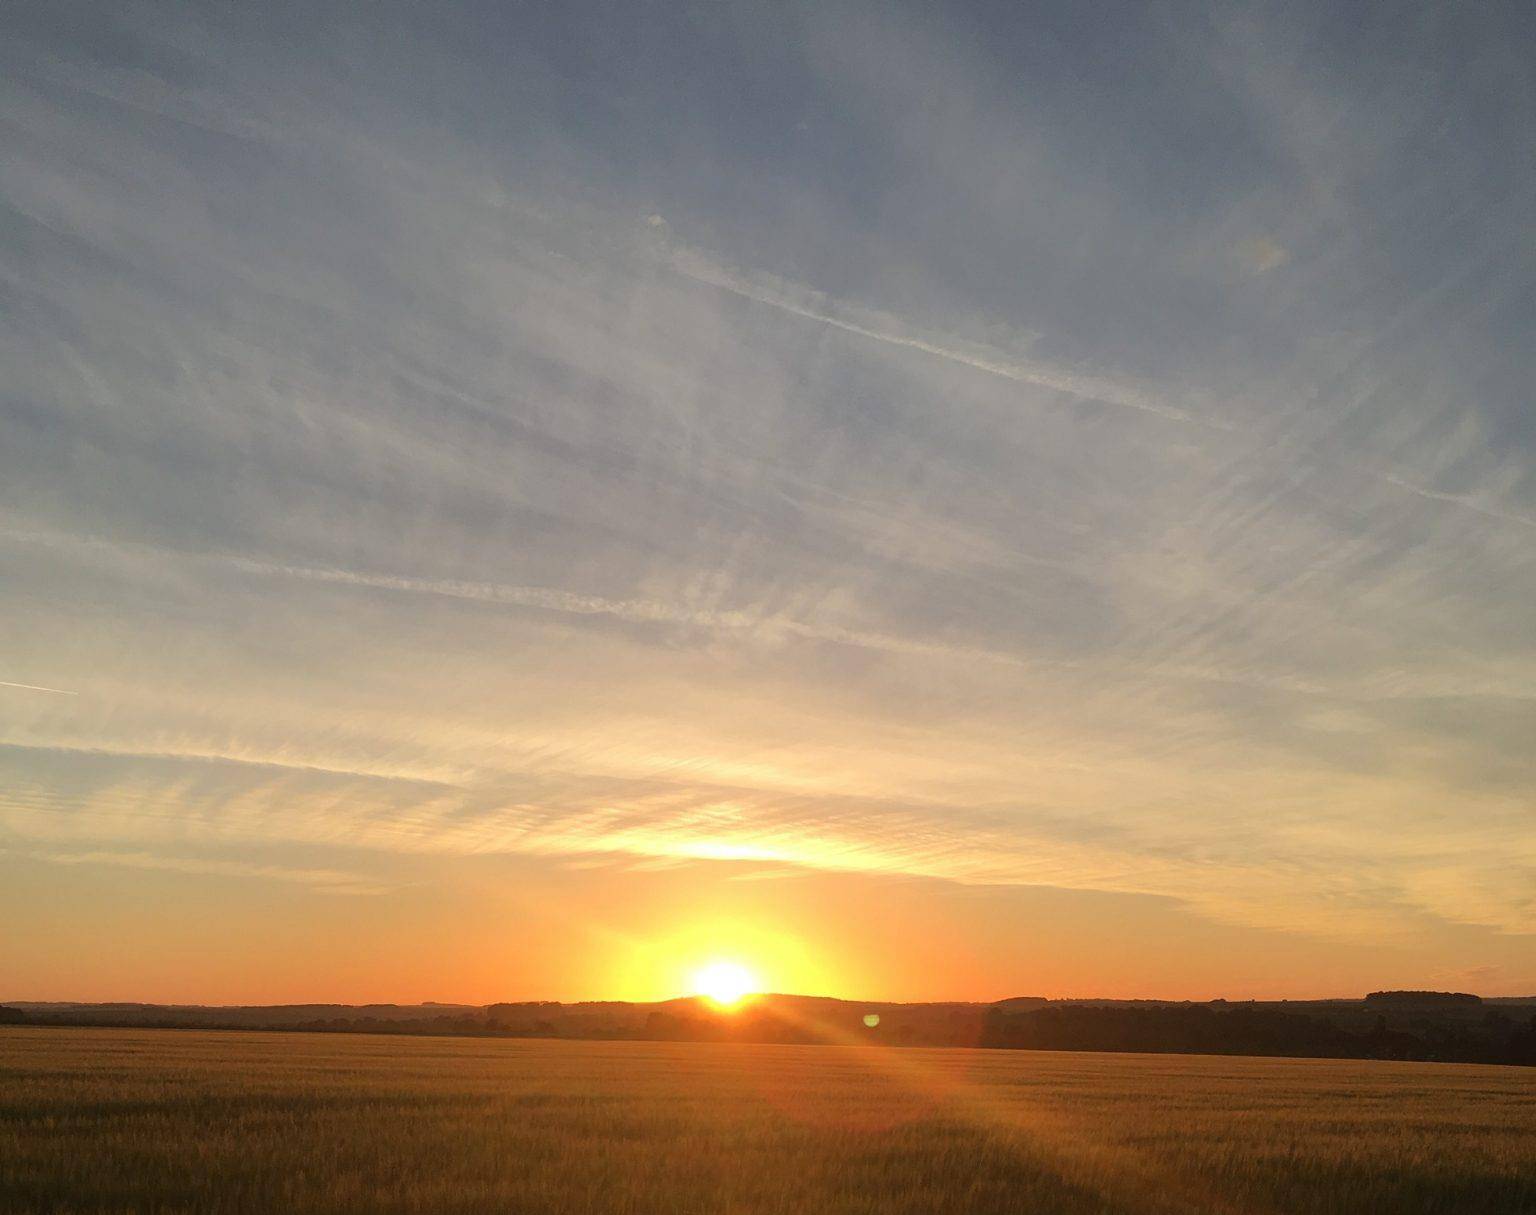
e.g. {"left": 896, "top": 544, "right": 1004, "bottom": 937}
{"left": 2, "top": 0, "right": 1534, "bottom": 1001}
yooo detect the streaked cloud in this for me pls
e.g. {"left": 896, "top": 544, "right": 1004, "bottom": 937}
{"left": 0, "top": 681, "right": 77, "bottom": 696}
{"left": 1, "top": 845, "right": 392, "bottom": 895}
{"left": 667, "top": 243, "right": 1202, "bottom": 424}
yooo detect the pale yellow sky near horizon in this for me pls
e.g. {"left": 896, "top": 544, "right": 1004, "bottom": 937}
{"left": 4, "top": 843, "right": 1529, "bottom": 1005}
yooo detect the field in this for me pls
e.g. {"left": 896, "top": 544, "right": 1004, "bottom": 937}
{"left": 2, "top": 1028, "right": 1533, "bottom": 1214}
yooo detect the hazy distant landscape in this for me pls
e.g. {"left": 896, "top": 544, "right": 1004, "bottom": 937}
{"left": 8, "top": 989, "right": 1536, "bottom": 1067}
{"left": 4, "top": 1027, "right": 1533, "bottom": 1215}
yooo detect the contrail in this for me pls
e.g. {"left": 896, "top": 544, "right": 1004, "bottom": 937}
{"left": 224, "top": 553, "right": 1045, "bottom": 670}
{"left": 0, "top": 679, "right": 77, "bottom": 696}
{"left": 669, "top": 245, "right": 1199, "bottom": 423}
{"left": 1373, "top": 472, "right": 1536, "bottom": 531}
{"left": 674, "top": 247, "right": 1536, "bottom": 531}
{"left": 3, "top": 526, "right": 1047, "bottom": 671}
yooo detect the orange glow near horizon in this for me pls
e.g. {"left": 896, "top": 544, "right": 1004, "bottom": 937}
{"left": 601, "top": 915, "right": 838, "bottom": 1005}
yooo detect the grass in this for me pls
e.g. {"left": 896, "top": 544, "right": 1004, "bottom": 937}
{"left": 2, "top": 1027, "right": 1533, "bottom": 1214}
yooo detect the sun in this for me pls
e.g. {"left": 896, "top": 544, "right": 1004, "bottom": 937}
{"left": 691, "top": 960, "right": 759, "bottom": 1009}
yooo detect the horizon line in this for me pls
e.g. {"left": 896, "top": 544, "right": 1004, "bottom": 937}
{"left": 7, "top": 988, "right": 1521, "bottom": 1009}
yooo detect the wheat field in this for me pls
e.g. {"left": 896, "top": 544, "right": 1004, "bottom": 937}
{"left": 2, "top": 1027, "right": 1533, "bottom": 1214}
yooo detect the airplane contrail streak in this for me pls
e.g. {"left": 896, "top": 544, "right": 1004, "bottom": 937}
{"left": 669, "top": 246, "right": 1199, "bottom": 423}
{"left": 0, "top": 679, "right": 78, "bottom": 696}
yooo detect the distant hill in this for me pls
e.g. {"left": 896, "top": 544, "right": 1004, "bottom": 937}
{"left": 5, "top": 992, "right": 1535, "bottom": 1066}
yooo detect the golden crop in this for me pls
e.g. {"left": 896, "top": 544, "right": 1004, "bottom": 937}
{"left": 2, "top": 1027, "right": 1532, "bottom": 1213}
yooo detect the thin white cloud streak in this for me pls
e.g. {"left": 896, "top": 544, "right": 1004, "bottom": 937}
{"left": 0, "top": 522, "right": 1043, "bottom": 671}
{"left": 0, "top": 680, "right": 77, "bottom": 696}
{"left": 1374, "top": 474, "right": 1536, "bottom": 532}
{"left": 9, "top": 522, "right": 1461, "bottom": 701}
{"left": 0, "top": 846, "right": 392, "bottom": 895}
{"left": 239, "top": 556, "right": 1057, "bottom": 670}
{"left": 668, "top": 244, "right": 1202, "bottom": 424}
{"left": 669, "top": 245, "right": 1536, "bottom": 541}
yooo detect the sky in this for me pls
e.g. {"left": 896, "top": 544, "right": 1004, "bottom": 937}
{"left": 2, "top": 0, "right": 1534, "bottom": 1005}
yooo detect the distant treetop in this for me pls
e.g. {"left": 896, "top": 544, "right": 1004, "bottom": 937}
{"left": 1364, "top": 991, "right": 1482, "bottom": 1006}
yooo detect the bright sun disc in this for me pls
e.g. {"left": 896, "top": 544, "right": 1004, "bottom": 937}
{"left": 692, "top": 961, "right": 758, "bottom": 1008}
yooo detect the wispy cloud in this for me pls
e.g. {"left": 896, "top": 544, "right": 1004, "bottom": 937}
{"left": 1373, "top": 473, "right": 1536, "bottom": 532}
{"left": 1, "top": 523, "right": 1053, "bottom": 672}
{"left": 668, "top": 244, "right": 1202, "bottom": 424}
{"left": 0, "top": 845, "right": 392, "bottom": 895}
